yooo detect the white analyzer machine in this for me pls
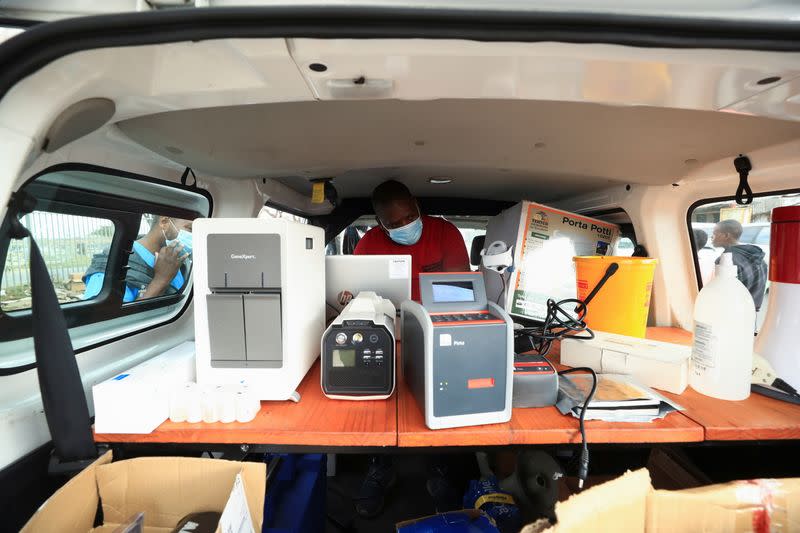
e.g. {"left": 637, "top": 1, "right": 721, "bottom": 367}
{"left": 193, "top": 217, "right": 325, "bottom": 401}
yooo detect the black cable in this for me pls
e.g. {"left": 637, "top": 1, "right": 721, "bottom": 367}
{"left": 496, "top": 272, "right": 507, "bottom": 306}
{"left": 557, "top": 367, "right": 598, "bottom": 489}
{"left": 514, "top": 262, "right": 619, "bottom": 356}
{"left": 515, "top": 297, "right": 594, "bottom": 356}
{"left": 511, "top": 263, "right": 613, "bottom": 488}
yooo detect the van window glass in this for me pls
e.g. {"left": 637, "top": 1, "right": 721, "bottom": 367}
{"left": 689, "top": 192, "right": 800, "bottom": 331}
{"left": 1, "top": 212, "right": 114, "bottom": 312}
{"left": 0, "top": 166, "right": 210, "bottom": 363}
{"left": 614, "top": 237, "right": 635, "bottom": 257}
{"left": 755, "top": 227, "right": 771, "bottom": 246}
{"left": 78, "top": 213, "right": 195, "bottom": 304}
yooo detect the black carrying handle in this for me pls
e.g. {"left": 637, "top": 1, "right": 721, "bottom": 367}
{"left": 7, "top": 192, "right": 98, "bottom": 472}
{"left": 583, "top": 262, "right": 620, "bottom": 306}
{"left": 180, "top": 166, "right": 197, "bottom": 188}
{"left": 734, "top": 155, "right": 753, "bottom": 206}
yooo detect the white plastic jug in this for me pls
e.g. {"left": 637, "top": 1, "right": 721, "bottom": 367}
{"left": 690, "top": 252, "right": 754, "bottom": 400}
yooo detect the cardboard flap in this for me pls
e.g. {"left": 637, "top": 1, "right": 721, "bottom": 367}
{"left": 96, "top": 457, "right": 265, "bottom": 530}
{"left": 239, "top": 461, "right": 267, "bottom": 530}
{"left": 550, "top": 469, "right": 651, "bottom": 533}
{"left": 21, "top": 451, "right": 113, "bottom": 533}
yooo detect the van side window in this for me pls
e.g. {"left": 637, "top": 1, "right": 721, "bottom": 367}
{"left": 0, "top": 166, "right": 211, "bottom": 368}
{"left": 614, "top": 237, "right": 635, "bottom": 257}
{"left": 1, "top": 212, "right": 114, "bottom": 311}
{"left": 689, "top": 191, "right": 800, "bottom": 331}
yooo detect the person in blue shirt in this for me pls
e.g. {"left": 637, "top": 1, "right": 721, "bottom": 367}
{"left": 83, "top": 215, "right": 192, "bottom": 302}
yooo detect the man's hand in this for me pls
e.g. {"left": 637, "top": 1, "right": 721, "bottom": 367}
{"left": 152, "top": 242, "right": 188, "bottom": 286}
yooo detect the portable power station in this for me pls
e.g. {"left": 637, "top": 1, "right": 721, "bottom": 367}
{"left": 321, "top": 292, "right": 396, "bottom": 400}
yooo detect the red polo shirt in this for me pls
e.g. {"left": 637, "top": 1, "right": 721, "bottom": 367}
{"left": 354, "top": 215, "right": 470, "bottom": 301}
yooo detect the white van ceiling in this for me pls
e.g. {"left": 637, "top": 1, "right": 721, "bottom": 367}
{"left": 117, "top": 98, "right": 800, "bottom": 201}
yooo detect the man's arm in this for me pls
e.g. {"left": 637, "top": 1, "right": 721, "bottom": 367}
{"left": 441, "top": 222, "right": 470, "bottom": 271}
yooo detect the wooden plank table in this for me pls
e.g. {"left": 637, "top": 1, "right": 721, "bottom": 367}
{"left": 397, "top": 328, "right": 704, "bottom": 447}
{"left": 95, "top": 327, "right": 800, "bottom": 449}
{"left": 645, "top": 328, "right": 800, "bottom": 442}
{"left": 94, "top": 361, "right": 397, "bottom": 447}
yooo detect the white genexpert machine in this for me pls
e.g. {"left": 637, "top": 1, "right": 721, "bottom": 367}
{"left": 193, "top": 218, "right": 325, "bottom": 401}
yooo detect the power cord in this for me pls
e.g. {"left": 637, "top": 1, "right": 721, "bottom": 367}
{"left": 511, "top": 263, "right": 615, "bottom": 489}
{"left": 515, "top": 298, "right": 594, "bottom": 356}
{"left": 556, "top": 367, "right": 598, "bottom": 489}
{"left": 514, "top": 262, "right": 619, "bottom": 356}
{"left": 496, "top": 271, "right": 507, "bottom": 306}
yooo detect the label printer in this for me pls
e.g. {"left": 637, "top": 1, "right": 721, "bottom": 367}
{"left": 401, "top": 272, "right": 514, "bottom": 429}
{"left": 193, "top": 218, "right": 325, "bottom": 401}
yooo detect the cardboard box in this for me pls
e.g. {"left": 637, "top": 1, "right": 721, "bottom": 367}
{"left": 561, "top": 332, "right": 690, "bottom": 394}
{"left": 482, "top": 201, "right": 620, "bottom": 322}
{"left": 523, "top": 469, "right": 800, "bottom": 533}
{"left": 21, "top": 451, "right": 266, "bottom": 533}
{"left": 93, "top": 342, "right": 195, "bottom": 434}
{"left": 647, "top": 478, "right": 800, "bottom": 532}
{"left": 527, "top": 469, "right": 651, "bottom": 533}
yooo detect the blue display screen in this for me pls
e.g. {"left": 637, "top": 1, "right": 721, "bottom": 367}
{"left": 432, "top": 281, "right": 475, "bottom": 303}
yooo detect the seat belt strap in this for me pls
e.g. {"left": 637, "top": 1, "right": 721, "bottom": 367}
{"left": 8, "top": 193, "right": 97, "bottom": 469}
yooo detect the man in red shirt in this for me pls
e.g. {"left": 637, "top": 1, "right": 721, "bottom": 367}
{"left": 354, "top": 180, "right": 470, "bottom": 301}
{"left": 350, "top": 180, "right": 470, "bottom": 518}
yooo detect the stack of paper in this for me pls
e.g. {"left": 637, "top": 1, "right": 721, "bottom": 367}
{"left": 557, "top": 374, "right": 683, "bottom": 423}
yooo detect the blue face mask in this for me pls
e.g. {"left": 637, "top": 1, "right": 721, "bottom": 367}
{"left": 386, "top": 216, "right": 423, "bottom": 246}
{"left": 166, "top": 221, "right": 193, "bottom": 256}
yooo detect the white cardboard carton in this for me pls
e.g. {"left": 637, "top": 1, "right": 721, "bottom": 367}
{"left": 92, "top": 342, "right": 195, "bottom": 434}
{"left": 482, "top": 200, "right": 620, "bottom": 322}
{"left": 561, "top": 332, "right": 690, "bottom": 394}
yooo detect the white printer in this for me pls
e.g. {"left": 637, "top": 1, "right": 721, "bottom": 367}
{"left": 193, "top": 218, "right": 325, "bottom": 401}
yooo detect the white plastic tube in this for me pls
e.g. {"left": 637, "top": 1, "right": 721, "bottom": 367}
{"left": 185, "top": 384, "right": 202, "bottom": 423}
{"left": 235, "top": 386, "right": 260, "bottom": 423}
{"left": 201, "top": 385, "right": 219, "bottom": 423}
{"left": 217, "top": 386, "right": 237, "bottom": 423}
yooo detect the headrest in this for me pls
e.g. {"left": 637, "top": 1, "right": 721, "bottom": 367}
{"left": 470, "top": 235, "right": 486, "bottom": 266}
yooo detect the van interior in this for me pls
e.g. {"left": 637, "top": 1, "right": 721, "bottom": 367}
{"left": 1, "top": 5, "right": 799, "bottom": 531}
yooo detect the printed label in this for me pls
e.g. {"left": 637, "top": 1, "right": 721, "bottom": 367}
{"left": 692, "top": 321, "right": 716, "bottom": 369}
{"left": 389, "top": 258, "right": 410, "bottom": 280}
